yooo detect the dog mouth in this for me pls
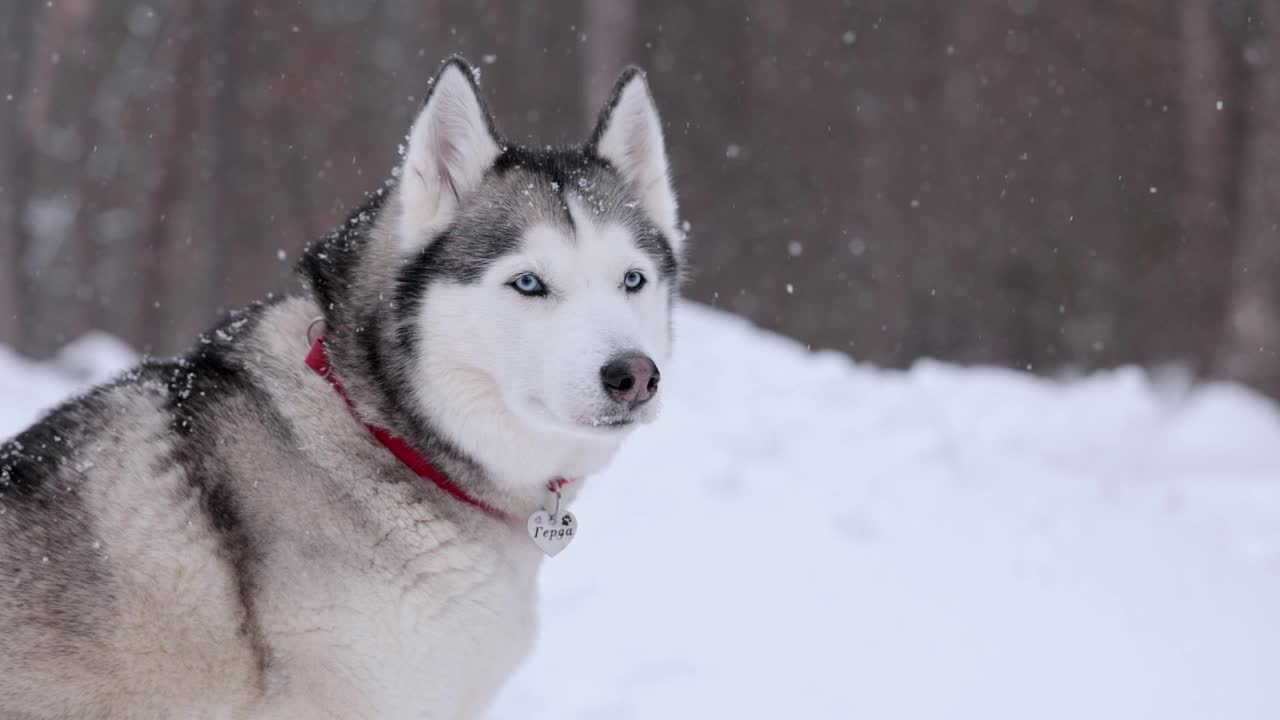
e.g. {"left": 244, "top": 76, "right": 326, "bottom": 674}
{"left": 586, "top": 416, "right": 634, "bottom": 430}
{"left": 582, "top": 397, "right": 664, "bottom": 432}
{"left": 525, "top": 397, "right": 640, "bottom": 435}
{"left": 572, "top": 407, "right": 652, "bottom": 434}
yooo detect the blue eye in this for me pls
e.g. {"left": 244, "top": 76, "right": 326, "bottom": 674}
{"left": 511, "top": 273, "right": 547, "bottom": 297}
{"left": 623, "top": 270, "right": 646, "bottom": 292}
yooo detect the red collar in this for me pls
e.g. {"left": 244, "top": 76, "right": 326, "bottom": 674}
{"left": 305, "top": 336, "right": 568, "bottom": 520}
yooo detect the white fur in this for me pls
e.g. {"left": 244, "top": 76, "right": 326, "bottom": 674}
{"left": 593, "top": 72, "right": 681, "bottom": 244}
{"left": 398, "top": 63, "right": 501, "bottom": 249}
{"left": 413, "top": 197, "right": 673, "bottom": 495}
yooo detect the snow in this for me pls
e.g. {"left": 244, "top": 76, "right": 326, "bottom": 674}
{"left": 497, "top": 305, "right": 1280, "bottom": 720}
{"left": 3, "top": 304, "right": 1280, "bottom": 719}
{"left": 0, "top": 334, "right": 135, "bottom": 433}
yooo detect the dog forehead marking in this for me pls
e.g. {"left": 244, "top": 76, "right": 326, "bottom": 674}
{"left": 511, "top": 212, "right": 651, "bottom": 287}
{"left": 563, "top": 194, "right": 651, "bottom": 263}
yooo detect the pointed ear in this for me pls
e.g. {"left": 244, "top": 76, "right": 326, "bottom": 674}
{"left": 589, "top": 68, "right": 680, "bottom": 238}
{"left": 396, "top": 57, "right": 501, "bottom": 249}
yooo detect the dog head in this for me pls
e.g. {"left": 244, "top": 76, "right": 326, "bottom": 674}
{"left": 317, "top": 58, "right": 683, "bottom": 487}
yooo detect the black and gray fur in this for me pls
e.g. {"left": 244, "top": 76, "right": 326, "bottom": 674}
{"left": 0, "top": 57, "right": 683, "bottom": 718}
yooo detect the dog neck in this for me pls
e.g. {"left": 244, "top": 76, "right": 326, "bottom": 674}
{"left": 411, "top": 350, "right": 625, "bottom": 508}
{"left": 305, "top": 324, "right": 620, "bottom": 520}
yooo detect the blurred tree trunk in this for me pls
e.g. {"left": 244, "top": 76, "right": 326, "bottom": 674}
{"left": 584, "top": 0, "right": 637, "bottom": 119}
{"left": 174, "top": 0, "right": 238, "bottom": 350}
{"left": 637, "top": 1, "right": 755, "bottom": 324}
{"left": 859, "top": 0, "right": 945, "bottom": 364}
{"left": 20, "top": 0, "right": 101, "bottom": 354}
{"left": 139, "top": 2, "right": 200, "bottom": 352}
{"left": 1219, "top": 1, "right": 1280, "bottom": 396}
{"left": 932, "top": 2, "right": 993, "bottom": 362}
{"left": 1178, "top": 0, "right": 1246, "bottom": 372}
{"left": 515, "top": 2, "right": 585, "bottom": 142}
{"left": 0, "top": 2, "right": 40, "bottom": 346}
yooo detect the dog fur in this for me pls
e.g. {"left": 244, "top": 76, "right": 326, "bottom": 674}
{"left": 0, "top": 57, "right": 683, "bottom": 719}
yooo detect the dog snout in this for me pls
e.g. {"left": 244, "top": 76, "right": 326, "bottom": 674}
{"left": 600, "top": 353, "right": 660, "bottom": 405}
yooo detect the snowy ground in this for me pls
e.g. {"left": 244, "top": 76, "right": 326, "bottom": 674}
{"left": 4, "top": 304, "right": 1280, "bottom": 719}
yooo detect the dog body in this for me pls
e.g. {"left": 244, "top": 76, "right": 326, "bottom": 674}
{"left": 0, "top": 59, "right": 682, "bottom": 719}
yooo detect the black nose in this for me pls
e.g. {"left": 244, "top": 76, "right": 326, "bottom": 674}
{"left": 600, "top": 354, "right": 660, "bottom": 405}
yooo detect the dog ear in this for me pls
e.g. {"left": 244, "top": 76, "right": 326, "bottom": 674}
{"left": 589, "top": 68, "right": 680, "bottom": 241}
{"left": 397, "top": 57, "right": 501, "bottom": 249}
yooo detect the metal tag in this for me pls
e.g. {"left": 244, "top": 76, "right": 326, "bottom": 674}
{"left": 527, "top": 509, "right": 577, "bottom": 557}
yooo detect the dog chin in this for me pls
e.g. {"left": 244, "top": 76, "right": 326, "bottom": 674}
{"left": 574, "top": 402, "right": 661, "bottom": 435}
{"left": 519, "top": 397, "right": 641, "bottom": 441}
{"left": 579, "top": 416, "right": 637, "bottom": 432}
{"left": 566, "top": 411, "right": 644, "bottom": 438}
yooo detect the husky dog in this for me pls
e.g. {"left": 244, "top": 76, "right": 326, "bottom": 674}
{"left": 0, "top": 57, "right": 683, "bottom": 719}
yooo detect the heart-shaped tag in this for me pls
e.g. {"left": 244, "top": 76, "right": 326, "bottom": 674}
{"left": 527, "top": 509, "right": 577, "bottom": 557}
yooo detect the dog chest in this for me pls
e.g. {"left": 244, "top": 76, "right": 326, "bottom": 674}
{"left": 265, "top": 530, "right": 541, "bottom": 718}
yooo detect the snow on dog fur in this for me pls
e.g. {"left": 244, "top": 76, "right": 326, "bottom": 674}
{"left": 0, "top": 57, "right": 682, "bottom": 719}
